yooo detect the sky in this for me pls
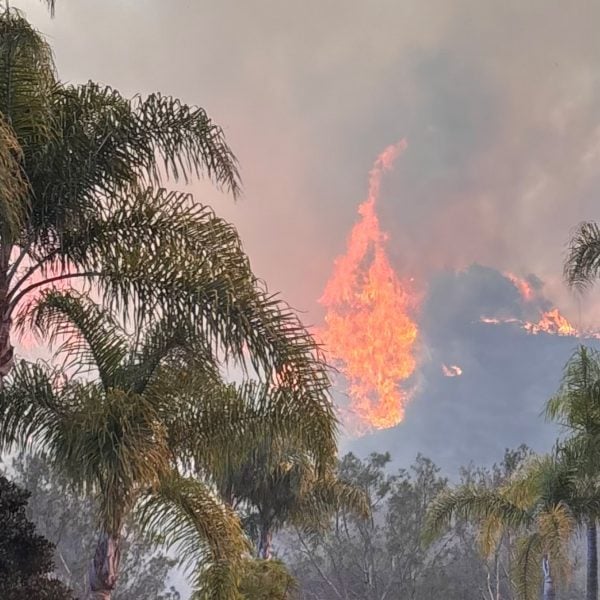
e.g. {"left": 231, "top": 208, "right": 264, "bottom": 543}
{"left": 15, "top": 0, "right": 600, "bottom": 594}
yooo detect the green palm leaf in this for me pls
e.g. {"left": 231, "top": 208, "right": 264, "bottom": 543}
{"left": 19, "top": 289, "right": 128, "bottom": 387}
{"left": 137, "top": 473, "right": 247, "bottom": 600}
{"left": 565, "top": 222, "right": 600, "bottom": 290}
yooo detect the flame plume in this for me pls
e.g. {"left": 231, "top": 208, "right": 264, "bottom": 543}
{"left": 320, "top": 140, "right": 417, "bottom": 432}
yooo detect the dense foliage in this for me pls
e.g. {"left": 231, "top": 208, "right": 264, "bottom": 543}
{"left": 0, "top": 473, "right": 74, "bottom": 600}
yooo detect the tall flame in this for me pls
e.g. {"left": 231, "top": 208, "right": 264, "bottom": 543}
{"left": 320, "top": 140, "right": 418, "bottom": 432}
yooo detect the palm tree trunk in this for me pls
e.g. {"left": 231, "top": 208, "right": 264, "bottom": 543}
{"left": 88, "top": 531, "right": 121, "bottom": 600}
{"left": 0, "top": 255, "right": 13, "bottom": 380}
{"left": 588, "top": 519, "right": 598, "bottom": 600}
{"left": 542, "top": 555, "right": 555, "bottom": 600}
{"left": 258, "top": 524, "right": 272, "bottom": 559}
{"left": 0, "top": 313, "right": 13, "bottom": 379}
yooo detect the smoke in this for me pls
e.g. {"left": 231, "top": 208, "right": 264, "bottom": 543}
{"left": 18, "top": 0, "right": 600, "bottom": 322}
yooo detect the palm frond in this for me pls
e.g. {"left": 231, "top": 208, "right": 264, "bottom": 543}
{"left": 422, "top": 486, "right": 531, "bottom": 548}
{"left": 0, "top": 115, "right": 27, "bottom": 243}
{"left": 167, "top": 381, "right": 337, "bottom": 477}
{"left": 132, "top": 92, "right": 240, "bottom": 195}
{"left": 565, "top": 222, "right": 600, "bottom": 290}
{"left": 28, "top": 81, "right": 239, "bottom": 234}
{"left": 537, "top": 502, "right": 575, "bottom": 585}
{"left": 513, "top": 533, "right": 544, "bottom": 600}
{"left": 0, "top": 359, "right": 64, "bottom": 452}
{"left": 53, "top": 386, "right": 171, "bottom": 535}
{"left": 0, "top": 11, "right": 56, "bottom": 159}
{"left": 291, "top": 475, "right": 370, "bottom": 530}
{"left": 545, "top": 345, "right": 600, "bottom": 432}
{"left": 18, "top": 289, "right": 128, "bottom": 388}
{"left": 137, "top": 472, "right": 248, "bottom": 599}
{"left": 126, "top": 314, "right": 221, "bottom": 395}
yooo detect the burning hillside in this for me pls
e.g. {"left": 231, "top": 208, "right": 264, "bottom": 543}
{"left": 321, "top": 145, "right": 600, "bottom": 436}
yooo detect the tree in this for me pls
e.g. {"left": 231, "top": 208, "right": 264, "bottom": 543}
{"left": 10, "top": 452, "right": 180, "bottom": 600}
{"left": 0, "top": 290, "right": 337, "bottom": 599}
{"left": 237, "top": 559, "right": 297, "bottom": 600}
{"left": 545, "top": 345, "right": 600, "bottom": 600}
{"left": 285, "top": 452, "right": 487, "bottom": 600}
{"left": 215, "top": 422, "right": 367, "bottom": 561}
{"left": 0, "top": 473, "right": 74, "bottom": 600}
{"left": 423, "top": 452, "right": 589, "bottom": 600}
{"left": 0, "top": 7, "right": 334, "bottom": 441}
{"left": 0, "top": 7, "right": 236, "bottom": 375}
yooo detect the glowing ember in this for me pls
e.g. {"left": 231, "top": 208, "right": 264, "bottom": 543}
{"left": 442, "top": 364, "right": 463, "bottom": 377}
{"left": 320, "top": 140, "right": 418, "bottom": 432}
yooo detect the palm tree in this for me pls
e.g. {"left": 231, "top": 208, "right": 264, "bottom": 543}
{"left": 216, "top": 428, "right": 368, "bottom": 560}
{"left": 0, "top": 8, "right": 227, "bottom": 374}
{"left": 0, "top": 8, "right": 333, "bottom": 428}
{"left": 0, "top": 290, "right": 338, "bottom": 599}
{"left": 564, "top": 222, "right": 600, "bottom": 290}
{"left": 545, "top": 345, "right": 600, "bottom": 600}
{"left": 423, "top": 453, "right": 591, "bottom": 600}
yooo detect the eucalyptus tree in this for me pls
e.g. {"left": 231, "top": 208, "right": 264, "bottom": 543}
{"left": 546, "top": 345, "right": 600, "bottom": 600}
{"left": 424, "top": 453, "right": 592, "bottom": 600}
{"left": 0, "top": 290, "right": 338, "bottom": 600}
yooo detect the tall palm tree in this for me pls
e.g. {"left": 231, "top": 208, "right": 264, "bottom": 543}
{"left": 0, "top": 290, "right": 338, "bottom": 599}
{"left": 423, "top": 453, "right": 594, "bottom": 600}
{"left": 545, "top": 345, "right": 600, "bottom": 600}
{"left": 0, "top": 8, "right": 333, "bottom": 429}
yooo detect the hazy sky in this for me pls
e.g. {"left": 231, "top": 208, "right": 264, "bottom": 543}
{"left": 19, "top": 0, "right": 600, "bottom": 324}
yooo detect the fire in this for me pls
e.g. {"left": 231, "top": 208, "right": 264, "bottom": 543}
{"left": 505, "top": 272, "right": 534, "bottom": 302}
{"left": 481, "top": 308, "right": 587, "bottom": 337}
{"left": 525, "top": 308, "right": 577, "bottom": 336}
{"left": 320, "top": 140, "right": 418, "bottom": 432}
{"left": 442, "top": 364, "right": 463, "bottom": 377}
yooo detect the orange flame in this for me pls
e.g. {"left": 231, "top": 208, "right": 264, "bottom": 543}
{"left": 442, "top": 364, "right": 463, "bottom": 377}
{"left": 504, "top": 272, "right": 535, "bottom": 302}
{"left": 525, "top": 308, "right": 578, "bottom": 336}
{"left": 481, "top": 308, "right": 587, "bottom": 337}
{"left": 320, "top": 140, "right": 418, "bottom": 432}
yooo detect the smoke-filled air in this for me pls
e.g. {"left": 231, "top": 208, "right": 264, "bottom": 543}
{"left": 3, "top": 1, "right": 600, "bottom": 600}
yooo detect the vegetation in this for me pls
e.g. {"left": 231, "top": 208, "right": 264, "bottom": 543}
{"left": 10, "top": 452, "right": 181, "bottom": 600}
{"left": 0, "top": 473, "right": 74, "bottom": 600}
{"left": 0, "top": 5, "right": 338, "bottom": 600}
